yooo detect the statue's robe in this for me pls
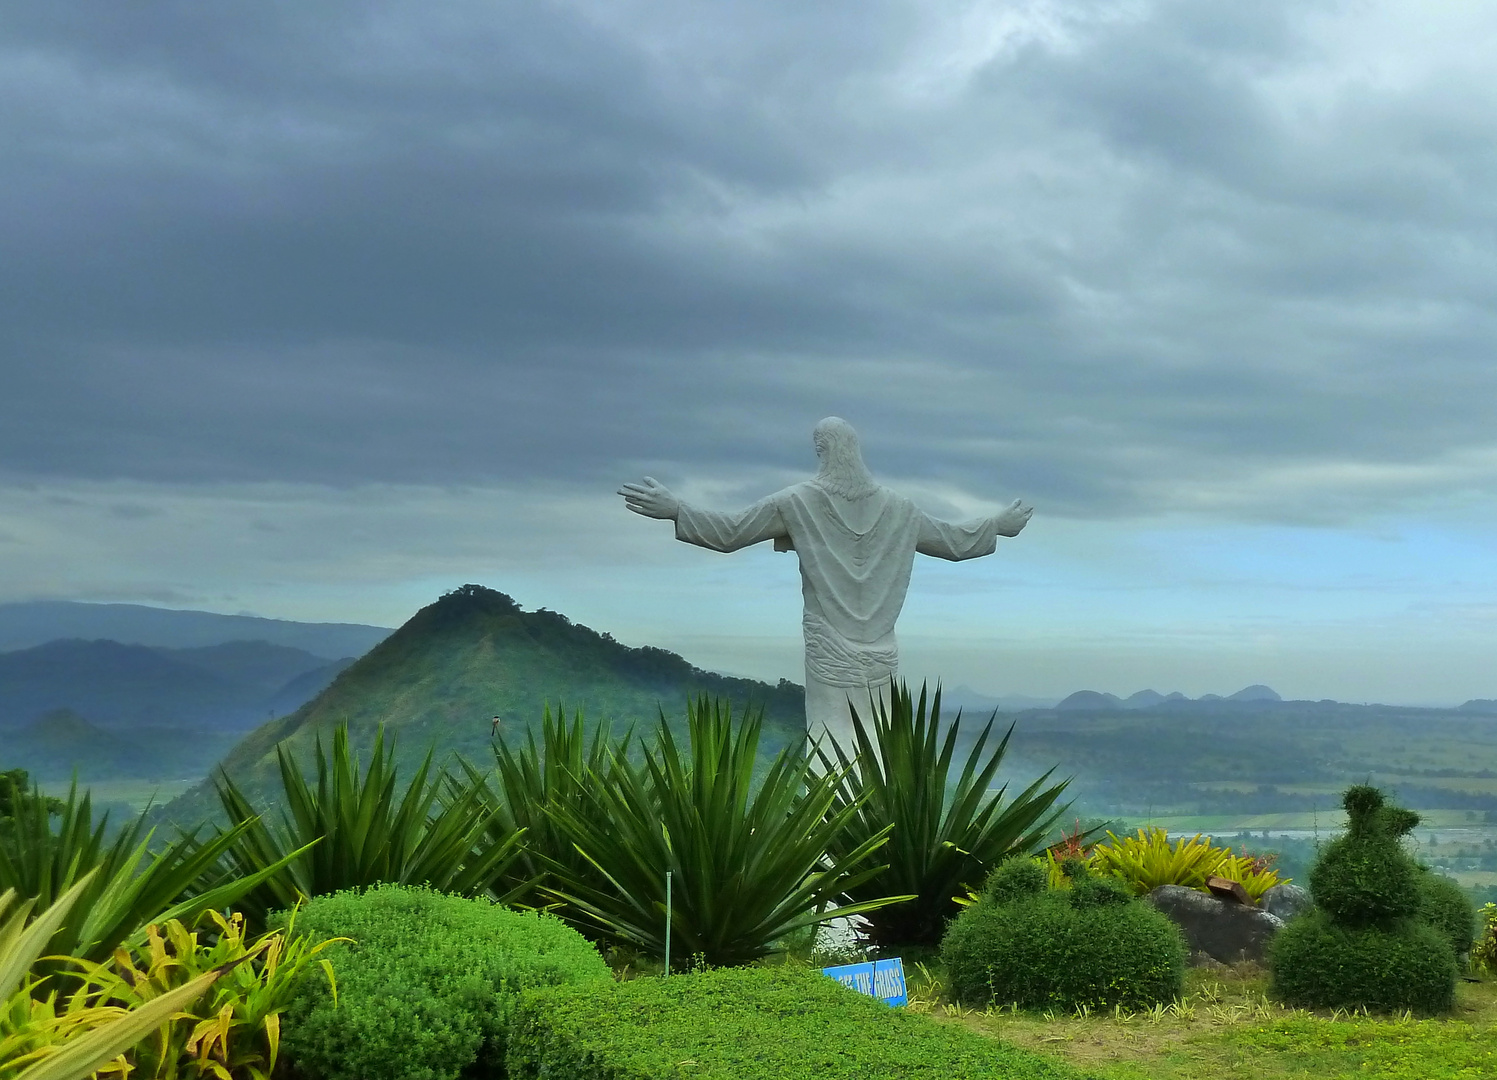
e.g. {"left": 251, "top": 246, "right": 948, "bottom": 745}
{"left": 673, "top": 481, "right": 1003, "bottom": 745}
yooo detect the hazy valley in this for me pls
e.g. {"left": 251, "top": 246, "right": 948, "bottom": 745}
{"left": 4, "top": 591, "right": 1496, "bottom": 900}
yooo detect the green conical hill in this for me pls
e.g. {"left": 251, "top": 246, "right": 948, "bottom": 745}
{"left": 156, "top": 584, "right": 805, "bottom": 830}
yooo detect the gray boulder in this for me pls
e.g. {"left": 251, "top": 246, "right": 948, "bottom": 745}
{"left": 1145, "top": 885, "right": 1285, "bottom": 966}
{"left": 1260, "top": 883, "right": 1314, "bottom": 923}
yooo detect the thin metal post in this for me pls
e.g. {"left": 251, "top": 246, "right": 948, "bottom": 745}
{"left": 664, "top": 870, "right": 673, "bottom": 977}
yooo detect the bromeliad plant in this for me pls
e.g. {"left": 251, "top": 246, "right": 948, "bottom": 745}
{"left": 816, "top": 682, "right": 1072, "bottom": 947}
{"left": 542, "top": 696, "right": 909, "bottom": 967}
{"left": 0, "top": 778, "right": 293, "bottom": 972}
{"left": 1082, "top": 827, "right": 1285, "bottom": 902}
{"left": 211, "top": 723, "right": 526, "bottom": 927}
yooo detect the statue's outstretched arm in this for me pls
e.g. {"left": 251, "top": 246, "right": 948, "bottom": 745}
{"left": 916, "top": 499, "right": 1032, "bottom": 561}
{"left": 619, "top": 477, "right": 787, "bottom": 552}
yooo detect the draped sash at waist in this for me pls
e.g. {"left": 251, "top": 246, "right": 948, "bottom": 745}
{"left": 802, "top": 609, "right": 898, "bottom": 688}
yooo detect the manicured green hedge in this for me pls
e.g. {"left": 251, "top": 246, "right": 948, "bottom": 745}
{"left": 506, "top": 966, "right": 1087, "bottom": 1080}
{"left": 271, "top": 884, "right": 610, "bottom": 1080}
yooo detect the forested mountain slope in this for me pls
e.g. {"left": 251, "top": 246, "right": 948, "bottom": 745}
{"left": 156, "top": 584, "right": 806, "bottom": 829}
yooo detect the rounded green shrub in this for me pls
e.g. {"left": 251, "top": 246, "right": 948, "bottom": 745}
{"left": 1068, "top": 874, "right": 1131, "bottom": 909}
{"left": 271, "top": 884, "right": 610, "bottom": 1080}
{"left": 943, "top": 870, "right": 1185, "bottom": 1010}
{"left": 982, "top": 857, "right": 1046, "bottom": 905}
{"left": 1417, "top": 871, "right": 1476, "bottom": 960}
{"left": 1269, "top": 909, "right": 1457, "bottom": 1015}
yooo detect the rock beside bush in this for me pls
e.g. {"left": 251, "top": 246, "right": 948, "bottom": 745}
{"left": 1145, "top": 884, "right": 1285, "bottom": 966}
{"left": 1260, "top": 883, "right": 1313, "bottom": 923}
{"left": 942, "top": 859, "right": 1185, "bottom": 1010}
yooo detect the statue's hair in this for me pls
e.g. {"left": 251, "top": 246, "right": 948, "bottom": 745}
{"left": 812, "top": 417, "right": 879, "bottom": 501}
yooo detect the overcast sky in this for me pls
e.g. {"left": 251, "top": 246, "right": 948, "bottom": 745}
{"left": 3, "top": 0, "right": 1496, "bottom": 704}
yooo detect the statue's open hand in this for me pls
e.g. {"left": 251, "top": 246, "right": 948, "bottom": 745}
{"left": 618, "top": 477, "right": 679, "bottom": 520}
{"left": 994, "top": 498, "right": 1032, "bottom": 537}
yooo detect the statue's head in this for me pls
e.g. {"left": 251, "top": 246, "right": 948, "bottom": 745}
{"left": 812, "top": 417, "right": 859, "bottom": 462}
{"left": 812, "top": 417, "right": 877, "bottom": 499}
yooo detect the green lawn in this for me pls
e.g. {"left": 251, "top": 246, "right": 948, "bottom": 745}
{"left": 910, "top": 964, "right": 1497, "bottom": 1079}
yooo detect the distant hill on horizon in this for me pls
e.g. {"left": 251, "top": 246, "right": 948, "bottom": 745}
{"left": 2, "top": 708, "right": 244, "bottom": 783}
{"left": 0, "top": 638, "right": 353, "bottom": 733}
{"left": 153, "top": 584, "right": 808, "bottom": 830}
{"left": 0, "top": 600, "right": 390, "bottom": 656}
{"left": 1052, "top": 684, "right": 1281, "bottom": 712}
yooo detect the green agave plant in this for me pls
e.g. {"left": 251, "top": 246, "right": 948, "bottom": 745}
{"left": 0, "top": 778, "right": 292, "bottom": 971}
{"left": 816, "top": 681, "right": 1073, "bottom": 947}
{"left": 1, "top": 874, "right": 232, "bottom": 1080}
{"left": 543, "top": 696, "right": 911, "bottom": 968}
{"left": 457, "top": 705, "right": 622, "bottom": 906}
{"left": 211, "top": 723, "right": 527, "bottom": 927}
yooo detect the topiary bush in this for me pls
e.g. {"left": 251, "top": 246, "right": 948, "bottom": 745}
{"left": 1417, "top": 870, "right": 1476, "bottom": 962}
{"left": 270, "top": 884, "right": 610, "bottom": 1080}
{"left": 1270, "top": 786, "right": 1458, "bottom": 1014}
{"left": 1268, "top": 910, "right": 1457, "bottom": 1015}
{"left": 1308, "top": 786, "right": 1421, "bottom": 928}
{"left": 942, "top": 859, "right": 1185, "bottom": 1010}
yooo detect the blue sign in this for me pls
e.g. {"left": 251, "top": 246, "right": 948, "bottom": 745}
{"left": 820, "top": 957, "right": 908, "bottom": 1007}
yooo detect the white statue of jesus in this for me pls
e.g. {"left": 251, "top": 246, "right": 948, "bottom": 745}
{"left": 619, "top": 417, "right": 1031, "bottom": 747}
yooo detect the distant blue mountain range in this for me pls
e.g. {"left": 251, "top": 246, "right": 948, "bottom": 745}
{"left": 0, "top": 600, "right": 389, "bottom": 656}
{"left": 941, "top": 684, "right": 1284, "bottom": 714}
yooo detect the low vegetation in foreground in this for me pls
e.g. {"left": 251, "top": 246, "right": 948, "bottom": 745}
{"left": 3, "top": 680, "right": 1497, "bottom": 1079}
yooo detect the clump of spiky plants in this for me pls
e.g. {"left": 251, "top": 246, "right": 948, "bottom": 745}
{"left": 816, "top": 682, "right": 1072, "bottom": 947}
{"left": 457, "top": 705, "right": 621, "bottom": 907}
{"left": 211, "top": 723, "right": 525, "bottom": 927}
{"left": 540, "top": 696, "right": 910, "bottom": 968}
{"left": 0, "top": 776, "right": 285, "bottom": 973}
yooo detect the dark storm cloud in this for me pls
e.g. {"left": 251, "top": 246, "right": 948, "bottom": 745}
{"left": 3, "top": 0, "right": 1495, "bottom": 520}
